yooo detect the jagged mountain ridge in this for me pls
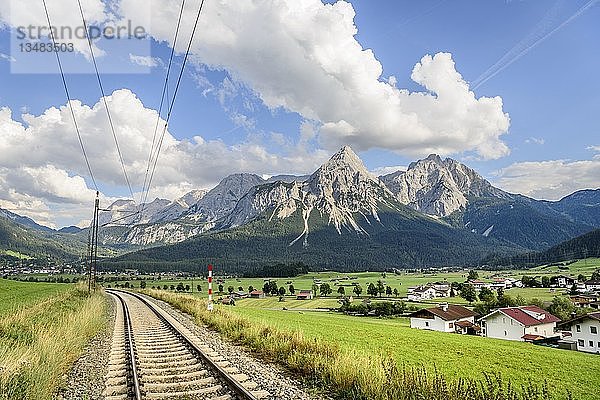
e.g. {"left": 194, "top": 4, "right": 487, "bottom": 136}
{"left": 93, "top": 146, "right": 599, "bottom": 253}
{"left": 380, "top": 154, "right": 509, "bottom": 217}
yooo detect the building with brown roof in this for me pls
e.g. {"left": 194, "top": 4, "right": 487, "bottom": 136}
{"left": 557, "top": 312, "right": 600, "bottom": 354}
{"left": 479, "top": 306, "right": 560, "bottom": 342}
{"left": 409, "top": 304, "right": 476, "bottom": 333}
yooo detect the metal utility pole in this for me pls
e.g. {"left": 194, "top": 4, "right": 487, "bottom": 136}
{"left": 88, "top": 191, "right": 100, "bottom": 293}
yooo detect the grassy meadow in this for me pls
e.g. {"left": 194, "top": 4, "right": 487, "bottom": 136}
{"left": 0, "top": 280, "right": 107, "bottom": 399}
{"left": 144, "top": 289, "right": 598, "bottom": 400}
{"left": 0, "top": 279, "right": 71, "bottom": 315}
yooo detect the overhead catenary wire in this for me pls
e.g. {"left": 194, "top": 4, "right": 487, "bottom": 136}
{"left": 76, "top": 0, "right": 136, "bottom": 204}
{"left": 138, "top": 0, "right": 188, "bottom": 223}
{"left": 41, "top": 0, "right": 98, "bottom": 191}
{"left": 142, "top": 0, "right": 207, "bottom": 213}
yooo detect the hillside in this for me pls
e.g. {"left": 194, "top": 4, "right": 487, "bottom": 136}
{"left": 0, "top": 216, "right": 83, "bottom": 261}
{"left": 486, "top": 228, "right": 600, "bottom": 267}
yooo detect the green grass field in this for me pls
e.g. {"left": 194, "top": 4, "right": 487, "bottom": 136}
{"left": 228, "top": 306, "right": 598, "bottom": 400}
{"left": 0, "top": 279, "right": 71, "bottom": 315}
{"left": 0, "top": 280, "right": 106, "bottom": 399}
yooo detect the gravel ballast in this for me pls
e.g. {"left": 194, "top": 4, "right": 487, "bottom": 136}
{"left": 138, "top": 293, "right": 326, "bottom": 400}
{"left": 59, "top": 294, "right": 116, "bottom": 400}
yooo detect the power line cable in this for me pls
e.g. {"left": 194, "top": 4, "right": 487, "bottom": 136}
{"left": 76, "top": 0, "right": 136, "bottom": 203}
{"left": 41, "top": 0, "right": 98, "bottom": 191}
{"left": 138, "top": 0, "right": 188, "bottom": 222}
{"left": 144, "top": 0, "right": 206, "bottom": 207}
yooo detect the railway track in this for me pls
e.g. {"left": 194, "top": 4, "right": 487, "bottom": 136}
{"left": 103, "top": 290, "right": 267, "bottom": 400}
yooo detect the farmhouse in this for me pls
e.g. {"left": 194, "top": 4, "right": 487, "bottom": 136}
{"left": 550, "top": 275, "right": 576, "bottom": 288}
{"left": 585, "top": 280, "right": 600, "bottom": 292}
{"left": 570, "top": 294, "right": 599, "bottom": 308}
{"left": 407, "top": 286, "right": 437, "bottom": 301}
{"left": 468, "top": 280, "right": 488, "bottom": 290}
{"left": 409, "top": 304, "right": 476, "bottom": 333}
{"left": 479, "top": 306, "right": 560, "bottom": 342}
{"left": 249, "top": 290, "right": 265, "bottom": 299}
{"left": 296, "top": 290, "right": 314, "bottom": 300}
{"left": 557, "top": 312, "right": 600, "bottom": 354}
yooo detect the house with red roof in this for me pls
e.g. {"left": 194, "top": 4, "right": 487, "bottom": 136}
{"left": 479, "top": 306, "right": 560, "bottom": 342}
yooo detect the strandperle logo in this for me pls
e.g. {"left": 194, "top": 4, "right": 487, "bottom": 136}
{"left": 15, "top": 21, "right": 147, "bottom": 41}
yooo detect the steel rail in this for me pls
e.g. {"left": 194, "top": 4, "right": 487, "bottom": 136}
{"left": 110, "top": 291, "right": 143, "bottom": 400}
{"left": 107, "top": 289, "right": 258, "bottom": 400}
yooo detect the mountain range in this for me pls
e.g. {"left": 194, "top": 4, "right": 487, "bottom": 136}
{"left": 2, "top": 146, "right": 599, "bottom": 271}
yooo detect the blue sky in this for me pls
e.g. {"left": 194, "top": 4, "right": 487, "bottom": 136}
{"left": 0, "top": 0, "right": 599, "bottom": 227}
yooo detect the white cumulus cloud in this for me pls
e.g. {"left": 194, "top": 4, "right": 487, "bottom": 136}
{"left": 493, "top": 159, "right": 600, "bottom": 200}
{"left": 119, "top": 0, "right": 511, "bottom": 160}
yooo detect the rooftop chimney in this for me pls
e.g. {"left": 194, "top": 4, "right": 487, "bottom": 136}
{"left": 439, "top": 303, "right": 449, "bottom": 312}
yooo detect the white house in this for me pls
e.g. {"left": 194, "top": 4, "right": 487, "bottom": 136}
{"left": 585, "top": 280, "right": 600, "bottom": 292}
{"left": 557, "top": 312, "right": 600, "bottom": 354}
{"left": 407, "top": 286, "right": 437, "bottom": 301}
{"left": 479, "top": 306, "right": 560, "bottom": 342}
{"left": 409, "top": 304, "right": 476, "bottom": 333}
{"left": 550, "top": 275, "right": 576, "bottom": 288}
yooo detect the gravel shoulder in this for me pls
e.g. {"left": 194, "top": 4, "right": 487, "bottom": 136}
{"left": 58, "top": 294, "right": 116, "bottom": 400}
{"left": 138, "top": 292, "right": 329, "bottom": 400}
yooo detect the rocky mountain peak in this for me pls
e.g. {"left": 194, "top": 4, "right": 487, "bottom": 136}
{"left": 380, "top": 154, "right": 507, "bottom": 217}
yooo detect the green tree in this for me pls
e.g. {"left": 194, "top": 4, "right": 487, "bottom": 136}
{"left": 170, "top": 285, "right": 175, "bottom": 290}
{"left": 376, "top": 280, "right": 385, "bottom": 297}
{"left": 460, "top": 284, "right": 477, "bottom": 304}
{"left": 289, "top": 284, "right": 295, "bottom": 294}
{"left": 385, "top": 286, "right": 392, "bottom": 296}
{"left": 197, "top": 285, "right": 202, "bottom": 292}
{"left": 278, "top": 286, "right": 286, "bottom": 296}
{"left": 393, "top": 288, "right": 399, "bottom": 297}
{"left": 218, "top": 284, "right": 224, "bottom": 293}
{"left": 367, "top": 283, "right": 378, "bottom": 297}
{"left": 238, "top": 286, "right": 243, "bottom": 291}
{"left": 320, "top": 283, "right": 332, "bottom": 296}
{"left": 577, "top": 274, "right": 586, "bottom": 282}
{"left": 248, "top": 285, "right": 254, "bottom": 292}
{"left": 541, "top": 276, "right": 550, "bottom": 288}
{"left": 570, "top": 283, "right": 578, "bottom": 295}
{"left": 163, "top": 284, "right": 168, "bottom": 290}
{"left": 177, "top": 282, "right": 185, "bottom": 292}
{"left": 353, "top": 284, "right": 363, "bottom": 297}
{"left": 312, "top": 284, "right": 319, "bottom": 297}
{"left": 547, "top": 296, "right": 577, "bottom": 321}
{"left": 590, "top": 269, "right": 600, "bottom": 280}
{"left": 185, "top": 284, "right": 190, "bottom": 292}
{"left": 478, "top": 287, "right": 495, "bottom": 303}
{"left": 467, "top": 270, "right": 479, "bottom": 281}
{"left": 140, "top": 280, "right": 146, "bottom": 289}
{"left": 337, "top": 286, "right": 345, "bottom": 296}
{"left": 228, "top": 286, "right": 234, "bottom": 294}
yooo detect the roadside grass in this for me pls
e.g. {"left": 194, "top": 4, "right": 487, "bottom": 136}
{"left": 0, "top": 283, "right": 107, "bottom": 399}
{"left": 144, "top": 289, "right": 585, "bottom": 400}
{"left": 0, "top": 279, "right": 71, "bottom": 315}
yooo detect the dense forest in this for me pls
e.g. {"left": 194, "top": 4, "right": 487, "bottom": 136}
{"left": 484, "top": 228, "right": 600, "bottom": 267}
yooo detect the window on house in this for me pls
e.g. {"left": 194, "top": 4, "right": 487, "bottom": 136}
{"left": 578, "top": 339, "right": 584, "bottom": 347}
{"left": 576, "top": 324, "right": 581, "bottom": 332}
{"left": 449, "top": 323, "right": 454, "bottom": 329}
{"left": 534, "top": 327, "right": 538, "bottom": 332}
{"left": 503, "top": 318, "right": 506, "bottom": 324}
{"left": 591, "top": 326, "right": 598, "bottom": 334}
{"left": 590, "top": 341, "right": 594, "bottom": 347}
{"left": 504, "top": 330, "right": 507, "bottom": 336}
{"left": 425, "top": 321, "right": 429, "bottom": 327}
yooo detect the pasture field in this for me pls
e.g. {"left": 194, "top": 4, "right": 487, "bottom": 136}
{"left": 146, "top": 290, "right": 599, "bottom": 400}
{"left": 0, "top": 281, "right": 106, "bottom": 399}
{"left": 0, "top": 279, "right": 71, "bottom": 315}
{"left": 228, "top": 305, "right": 598, "bottom": 400}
